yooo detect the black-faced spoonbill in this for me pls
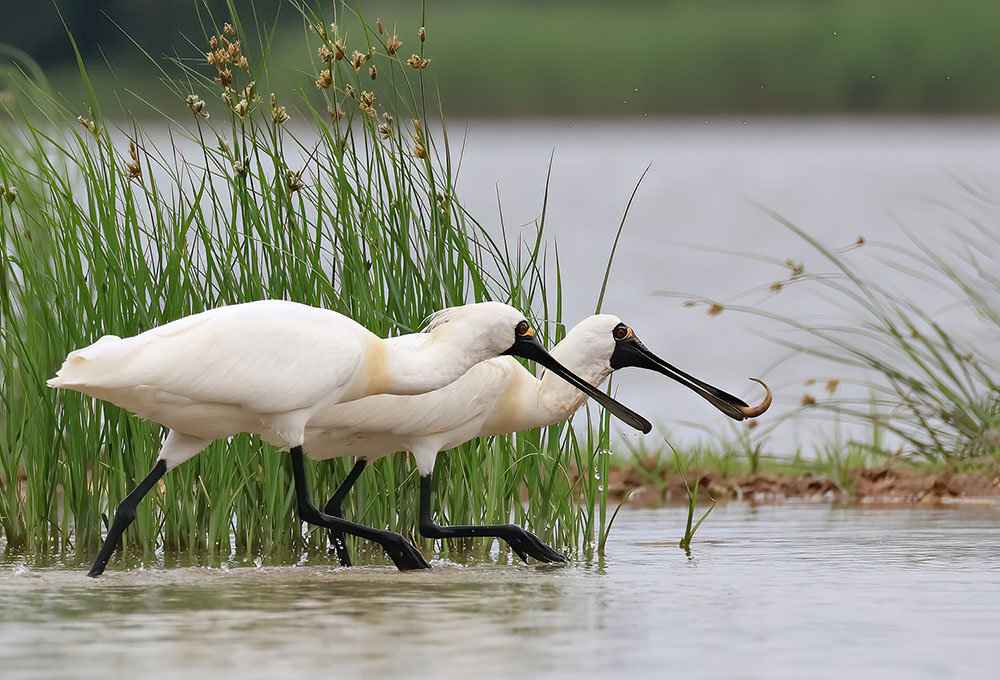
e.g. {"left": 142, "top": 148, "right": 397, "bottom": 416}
{"left": 48, "top": 300, "right": 651, "bottom": 575}
{"left": 298, "top": 315, "right": 771, "bottom": 565}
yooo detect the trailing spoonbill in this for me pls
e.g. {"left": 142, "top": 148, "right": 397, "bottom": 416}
{"left": 48, "top": 300, "right": 651, "bottom": 575}
{"left": 298, "top": 315, "right": 771, "bottom": 566}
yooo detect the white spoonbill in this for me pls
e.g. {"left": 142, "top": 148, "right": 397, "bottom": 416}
{"left": 297, "top": 315, "right": 771, "bottom": 566}
{"left": 48, "top": 300, "right": 651, "bottom": 576}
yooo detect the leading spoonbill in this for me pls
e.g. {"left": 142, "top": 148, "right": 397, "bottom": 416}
{"left": 48, "top": 300, "right": 651, "bottom": 575}
{"left": 297, "top": 315, "right": 771, "bottom": 566}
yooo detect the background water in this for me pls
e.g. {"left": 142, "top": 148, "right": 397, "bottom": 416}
{"left": 447, "top": 118, "right": 1000, "bottom": 449}
{"left": 2, "top": 503, "right": 998, "bottom": 679}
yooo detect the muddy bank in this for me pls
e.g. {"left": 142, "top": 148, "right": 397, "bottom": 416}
{"left": 606, "top": 461, "right": 1000, "bottom": 505}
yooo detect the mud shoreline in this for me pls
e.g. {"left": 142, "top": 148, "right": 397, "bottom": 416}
{"left": 607, "top": 462, "right": 1000, "bottom": 506}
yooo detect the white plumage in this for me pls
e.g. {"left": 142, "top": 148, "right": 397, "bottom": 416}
{"left": 50, "top": 299, "right": 538, "bottom": 468}
{"left": 300, "top": 314, "right": 624, "bottom": 474}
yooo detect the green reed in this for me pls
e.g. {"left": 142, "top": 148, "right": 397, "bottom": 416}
{"left": 0, "top": 2, "right": 615, "bottom": 567}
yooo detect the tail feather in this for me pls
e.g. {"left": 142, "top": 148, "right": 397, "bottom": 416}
{"left": 48, "top": 334, "right": 124, "bottom": 388}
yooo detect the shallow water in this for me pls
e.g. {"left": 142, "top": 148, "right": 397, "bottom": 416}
{"left": 3, "top": 503, "right": 998, "bottom": 679}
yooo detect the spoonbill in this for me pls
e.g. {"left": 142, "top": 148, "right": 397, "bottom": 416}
{"left": 48, "top": 300, "right": 651, "bottom": 576}
{"left": 297, "top": 315, "right": 771, "bottom": 566}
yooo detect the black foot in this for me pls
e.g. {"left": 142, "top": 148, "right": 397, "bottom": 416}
{"left": 384, "top": 535, "right": 432, "bottom": 570}
{"left": 499, "top": 526, "right": 568, "bottom": 564}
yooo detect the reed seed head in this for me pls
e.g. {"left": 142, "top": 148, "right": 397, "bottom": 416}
{"left": 377, "top": 18, "right": 383, "bottom": 35}
{"left": 800, "top": 394, "right": 816, "bottom": 406}
{"left": 707, "top": 303, "right": 724, "bottom": 316}
{"left": 318, "top": 45, "right": 333, "bottom": 63}
{"left": 387, "top": 35, "right": 402, "bottom": 55}
{"left": 418, "top": 26, "right": 426, "bottom": 43}
{"left": 215, "top": 68, "right": 233, "bottom": 89}
{"left": 234, "top": 99, "right": 249, "bottom": 118}
{"left": 224, "top": 22, "right": 236, "bottom": 38}
{"left": 351, "top": 50, "right": 367, "bottom": 71}
{"left": 327, "top": 104, "right": 345, "bottom": 121}
{"left": 285, "top": 169, "right": 304, "bottom": 193}
{"left": 185, "top": 94, "right": 210, "bottom": 119}
{"left": 316, "top": 69, "right": 332, "bottom": 89}
{"left": 1, "top": 185, "right": 16, "bottom": 204}
{"left": 125, "top": 141, "right": 141, "bottom": 180}
{"left": 414, "top": 143, "right": 426, "bottom": 159}
{"left": 369, "top": 65, "right": 377, "bottom": 80}
{"left": 407, "top": 54, "right": 430, "bottom": 69}
{"left": 825, "top": 379, "right": 840, "bottom": 394}
{"left": 345, "top": 84, "right": 355, "bottom": 99}
{"left": 333, "top": 40, "right": 346, "bottom": 61}
{"left": 270, "top": 94, "right": 290, "bottom": 125}
{"left": 76, "top": 115, "right": 99, "bottom": 136}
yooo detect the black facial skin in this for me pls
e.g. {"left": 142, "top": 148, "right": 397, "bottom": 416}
{"left": 608, "top": 323, "right": 754, "bottom": 421}
{"left": 504, "top": 325, "right": 652, "bottom": 434}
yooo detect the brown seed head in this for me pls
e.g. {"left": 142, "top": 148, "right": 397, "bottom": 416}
{"left": 825, "top": 379, "right": 840, "bottom": 394}
{"left": 682, "top": 300, "right": 696, "bottom": 308}
{"left": 327, "top": 104, "right": 345, "bottom": 122}
{"left": 800, "top": 394, "right": 816, "bottom": 406}
{"left": 351, "top": 50, "right": 367, "bottom": 71}
{"left": 318, "top": 45, "right": 333, "bottom": 63}
{"left": 315, "top": 23, "right": 327, "bottom": 39}
{"left": 239, "top": 55, "right": 249, "bottom": 71}
{"left": 345, "top": 84, "right": 356, "bottom": 99}
{"left": 125, "top": 141, "right": 141, "bottom": 179}
{"left": 414, "top": 143, "right": 426, "bottom": 159}
{"left": 285, "top": 169, "right": 305, "bottom": 193}
{"left": 333, "top": 40, "right": 346, "bottom": 61}
{"left": 316, "top": 69, "right": 332, "bottom": 89}
{"left": 369, "top": 65, "right": 377, "bottom": 80}
{"left": 769, "top": 281, "right": 784, "bottom": 293}
{"left": 234, "top": 99, "right": 249, "bottom": 119}
{"left": 406, "top": 54, "right": 430, "bottom": 69}
{"left": 224, "top": 22, "right": 236, "bottom": 38}
{"left": 241, "top": 81, "right": 257, "bottom": 100}
{"left": 209, "top": 36, "right": 218, "bottom": 50}
{"left": 707, "top": 303, "right": 724, "bottom": 316}
{"left": 206, "top": 51, "right": 220, "bottom": 69}
{"left": 418, "top": 26, "right": 426, "bottom": 43}
{"left": 377, "top": 18, "right": 383, "bottom": 35}
{"left": 215, "top": 68, "right": 233, "bottom": 89}
{"left": 387, "top": 35, "right": 402, "bottom": 55}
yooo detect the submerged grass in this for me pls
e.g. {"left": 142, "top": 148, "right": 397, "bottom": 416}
{"left": 0, "top": 2, "right": 618, "bottom": 567}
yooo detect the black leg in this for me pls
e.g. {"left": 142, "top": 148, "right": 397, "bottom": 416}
{"left": 418, "top": 473, "right": 567, "bottom": 564}
{"left": 323, "top": 459, "right": 368, "bottom": 567}
{"left": 289, "top": 447, "right": 429, "bottom": 571}
{"left": 88, "top": 459, "right": 168, "bottom": 578}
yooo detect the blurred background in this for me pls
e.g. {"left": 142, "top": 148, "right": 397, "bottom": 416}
{"left": 3, "top": 0, "right": 1000, "bottom": 116}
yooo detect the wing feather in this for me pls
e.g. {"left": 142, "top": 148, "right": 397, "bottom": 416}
{"left": 50, "top": 301, "right": 370, "bottom": 414}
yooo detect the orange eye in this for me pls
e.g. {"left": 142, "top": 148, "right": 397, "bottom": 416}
{"left": 516, "top": 321, "right": 531, "bottom": 336}
{"left": 614, "top": 324, "right": 631, "bottom": 340}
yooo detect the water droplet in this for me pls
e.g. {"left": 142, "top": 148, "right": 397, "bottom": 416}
{"left": 623, "top": 99, "right": 629, "bottom": 104}
{"left": 760, "top": 84, "right": 766, "bottom": 90}
{"left": 597, "top": 485, "right": 604, "bottom": 492}
{"left": 871, "top": 74, "right": 876, "bottom": 79}
{"left": 743, "top": 120, "right": 749, "bottom": 126}
{"left": 643, "top": 113, "right": 648, "bottom": 117}
{"left": 833, "top": 31, "right": 838, "bottom": 36}
{"left": 254, "top": 556, "right": 263, "bottom": 569}
{"left": 634, "top": 88, "right": 638, "bottom": 92}
{"left": 594, "top": 472, "right": 601, "bottom": 480}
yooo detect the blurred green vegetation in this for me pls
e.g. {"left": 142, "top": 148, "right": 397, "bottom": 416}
{"left": 3, "top": 0, "right": 998, "bottom": 117}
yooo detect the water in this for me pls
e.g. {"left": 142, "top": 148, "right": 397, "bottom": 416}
{"left": 448, "top": 118, "right": 1000, "bottom": 448}
{"left": 3, "top": 504, "right": 999, "bottom": 679}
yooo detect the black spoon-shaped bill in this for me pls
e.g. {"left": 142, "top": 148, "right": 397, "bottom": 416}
{"left": 504, "top": 333, "right": 652, "bottom": 433}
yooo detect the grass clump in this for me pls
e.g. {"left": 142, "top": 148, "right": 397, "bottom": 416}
{"left": 0, "top": 2, "right": 616, "bottom": 567}
{"left": 671, "top": 208, "right": 1000, "bottom": 465}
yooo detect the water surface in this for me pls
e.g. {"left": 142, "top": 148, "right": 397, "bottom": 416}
{"left": 3, "top": 503, "right": 998, "bottom": 679}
